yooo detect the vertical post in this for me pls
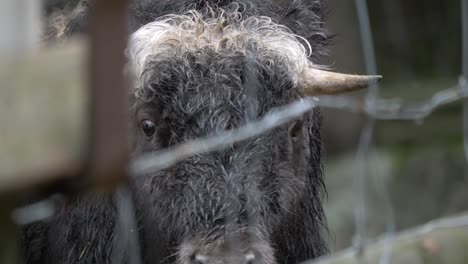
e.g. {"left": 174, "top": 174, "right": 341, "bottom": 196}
{"left": 354, "top": 2, "right": 395, "bottom": 264}
{"left": 87, "top": 0, "right": 129, "bottom": 188}
{"left": 353, "top": 0, "right": 376, "bottom": 254}
{"left": 88, "top": 2, "right": 142, "bottom": 262}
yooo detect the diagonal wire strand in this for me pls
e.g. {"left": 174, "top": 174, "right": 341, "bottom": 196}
{"left": 130, "top": 87, "right": 468, "bottom": 178}
{"left": 15, "top": 86, "right": 468, "bottom": 226}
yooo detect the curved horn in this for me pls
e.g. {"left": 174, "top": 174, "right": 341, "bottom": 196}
{"left": 299, "top": 68, "right": 382, "bottom": 96}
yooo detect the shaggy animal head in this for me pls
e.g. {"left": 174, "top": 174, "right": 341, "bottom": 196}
{"left": 126, "top": 4, "right": 378, "bottom": 264}
{"left": 41, "top": 1, "right": 380, "bottom": 264}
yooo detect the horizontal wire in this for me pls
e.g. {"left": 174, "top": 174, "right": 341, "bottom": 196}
{"left": 131, "top": 84, "right": 467, "bottom": 177}
{"left": 15, "top": 84, "right": 467, "bottom": 226}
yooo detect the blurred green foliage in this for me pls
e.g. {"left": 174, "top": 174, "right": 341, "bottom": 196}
{"left": 324, "top": 0, "right": 468, "bottom": 253}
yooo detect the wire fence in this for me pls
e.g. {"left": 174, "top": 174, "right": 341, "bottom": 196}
{"left": 6, "top": 0, "right": 468, "bottom": 263}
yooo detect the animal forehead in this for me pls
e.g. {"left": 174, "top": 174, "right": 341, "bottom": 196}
{"left": 135, "top": 51, "right": 296, "bottom": 119}
{"left": 127, "top": 9, "right": 313, "bottom": 86}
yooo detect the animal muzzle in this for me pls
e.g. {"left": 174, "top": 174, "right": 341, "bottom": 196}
{"left": 177, "top": 232, "right": 276, "bottom": 264}
{"left": 191, "top": 249, "right": 259, "bottom": 264}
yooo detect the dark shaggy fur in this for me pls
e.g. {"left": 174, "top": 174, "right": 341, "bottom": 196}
{"left": 22, "top": 1, "right": 330, "bottom": 263}
{"left": 45, "top": 0, "right": 329, "bottom": 61}
{"left": 129, "top": 0, "right": 329, "bottom": 60}
{"left": 132, "top": 48, "right": 327, "bottom": 264}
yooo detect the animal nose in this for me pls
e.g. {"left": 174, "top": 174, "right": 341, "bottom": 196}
{"left": 244, "top": 250, "right": 260, "bottom": 264}
{"left": 192, "top": 254, "right": 208, "bottom": 264}
{"left": 192, "top": 249, "right": 261, "bottom": 264}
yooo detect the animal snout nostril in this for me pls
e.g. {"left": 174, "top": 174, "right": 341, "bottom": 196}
{"left": 187, "top": 247, "right": 264, "bottom": 264}
{"left": 244, "top": 249, "right": 261, "bottom": 264}
{"left": 192, "top": 254, "right": 208, "bottom": 264}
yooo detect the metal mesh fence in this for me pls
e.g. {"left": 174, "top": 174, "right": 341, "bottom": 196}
{"left": 5, "top": 0, "right": 468, "bottom": 263}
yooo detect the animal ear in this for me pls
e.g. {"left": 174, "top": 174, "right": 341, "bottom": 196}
{"left": 299, "top": 68, "right": 382, "bottom": 96}
{"left": 288, "top": 119, "right": 303, "bottom": 142}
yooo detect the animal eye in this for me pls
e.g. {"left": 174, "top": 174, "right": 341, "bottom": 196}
{"left": 288, "top": 119, "right": 303, "bottom": 141}
{"left": 141, "top": 119, "right": 156, "bottom": 137}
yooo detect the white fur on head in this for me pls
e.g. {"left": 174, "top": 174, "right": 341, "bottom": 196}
{"left": 127, "top": 8, "right": 315, "bottom": 87}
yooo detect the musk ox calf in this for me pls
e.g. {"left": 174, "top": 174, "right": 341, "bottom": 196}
{"left": 22, "top": 1, "right": 378, "bottom": 263}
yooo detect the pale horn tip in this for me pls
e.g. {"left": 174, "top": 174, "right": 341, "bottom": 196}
{"left": 300, "top": 68, "right": 383, "bottom": 96}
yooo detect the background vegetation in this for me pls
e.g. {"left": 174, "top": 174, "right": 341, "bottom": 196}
{"left": 322, "top": 0, "right": 467, "bottom": 252}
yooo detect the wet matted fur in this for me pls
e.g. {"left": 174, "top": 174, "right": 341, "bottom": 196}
{"left": 23, "top": 1, "right": 331, "bottom": 264}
